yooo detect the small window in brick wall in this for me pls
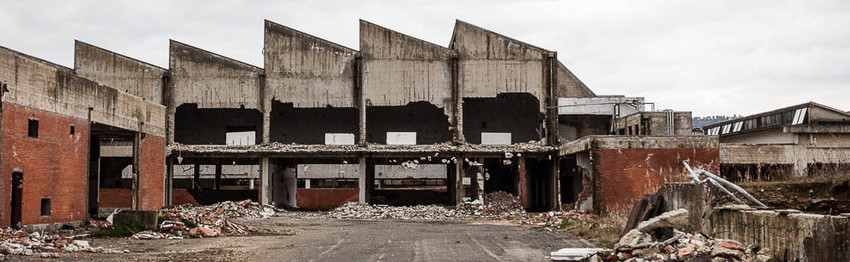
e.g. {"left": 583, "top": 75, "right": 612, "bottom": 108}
{"left": 40, "top": 198, "right": 51, "bottom": 216}
{"left": 28, "top": 119, "right": 39, "bottom": 138}
{"left": 70, "top": 125, "right": 75, "bottom": 135}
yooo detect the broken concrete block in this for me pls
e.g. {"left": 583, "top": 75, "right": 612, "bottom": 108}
{"left": 634, "top": 209, "right": 688, "bottom": 233}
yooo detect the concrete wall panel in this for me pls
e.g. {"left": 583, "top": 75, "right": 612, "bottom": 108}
{"left": 169, "top": 40, "right": 262, "bottom": 109}
{"left": 264, "top": 21, "right": 356, "bottom": 108}
{"left": 74, "top": 41, "right": 166, "bottom": 105}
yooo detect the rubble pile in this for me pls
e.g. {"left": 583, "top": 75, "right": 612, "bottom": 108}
{"left": 133, "top": 200, "right": 276, "bottom": 239}
{"left": 458, "top": 191, "right": 527, "bottom": 219}
{"left": 583, "top": 209, "right": 773, "bottom": 262}
{"left": 329, "top": 202, "right": 464, "bottom": 220}
{"left": 521, "top": 210, "right": 592, "bottom": 227}
{"left": 0, "top": 228, "right": 127, "bottom": 257}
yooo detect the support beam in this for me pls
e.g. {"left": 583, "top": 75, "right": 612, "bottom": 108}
{"left": 451, "top": 53, "right": 464, "bottom": 143}
{"left": 550, "top": 156, "right": 560, "bottom": 210}
{"left": 214, "top": 164, "right": 222, "bottom": 190}
{"left": 358, "top": 155, "right": 368, "bottom": 203}
{"left": 132, "top": 132, "right": 142, "bottom": 210}
{"left": 356, "top": 54, "right": 366, "bottom": 145}
{"left": 261, "top": 157, "right": 271, "bottom": 205}
{"left": 166, "top": 156, "right": 173, "bottom": 206}
{"left": 518, "top": 157, "right": 529, "bottom": 210}
{"left": 193, "top": 164, "right": 200, "bottom": 191}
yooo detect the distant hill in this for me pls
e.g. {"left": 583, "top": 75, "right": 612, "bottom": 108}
{"left": 693, "top": 115, "right": 740, "bottom": 129}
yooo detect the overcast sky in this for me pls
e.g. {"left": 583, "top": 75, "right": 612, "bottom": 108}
{"left": 1, "top": 0, "right": 848, "bottom": 116}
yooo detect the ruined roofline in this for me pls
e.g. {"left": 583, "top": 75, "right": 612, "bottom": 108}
{"left": 703, "top": 101, "right": 850, "bottom": 130}
{"left": 169, "top": 39, "right": 263, "bottom": 71}
{"left": 557, "top": 60, "right": 595, "bottom": 97}
{"left": 74, "top": 40, "right": 168, "bottom": 71}
{"left": 265, "top": 19, "right": 357, "bottom": 52}
{"left": 0, "top": 44, "right": 73, "bottom": 72}
{"left": 360, "top": 19, "right": 452, "bottom": 53}
{"left": 450, "top": 19, "right": 551, "bottom": 53}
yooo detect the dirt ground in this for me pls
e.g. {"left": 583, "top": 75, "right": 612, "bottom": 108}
{"left": 10, "top": 212, "right": 592, "bottom": 262}
{"left": 740, "top": 175, "right": 850, "bottom": 214}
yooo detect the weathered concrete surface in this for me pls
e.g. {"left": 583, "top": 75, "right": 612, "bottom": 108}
{"left": 264, "top": 20, "right": 357, "bottom": 108}
{"left": 452, "top": 20, "right": 546, "bottom": 112}
{"left": 169, "top": 40, "right": 263, "bottom": 110}
{"left": 612, "top": 111, "right": 692, "bottom": 136}
{"left": 652, "top": 183, "right": 850, "bottom": 261}
{"left": 0, "top": 47, "right": 166, "bottom": 137}
{"left": 360, "top": 20, "right": 453, "bottom": 118}
{"left": 559, "top": 135, "right": 719, "bottom": 156}
{"left": 556, "top": 61, "right": 594, "bottom": 98}
{"left": 74, "top": 40, "right": 167, "bottom": 105}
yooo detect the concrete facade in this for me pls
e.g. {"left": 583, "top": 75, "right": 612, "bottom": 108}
{"left": 0, "top": 45, "right": 166, "bottom": 228}
{"left": 705, "top": 102, "right": 850, "bottom": 181}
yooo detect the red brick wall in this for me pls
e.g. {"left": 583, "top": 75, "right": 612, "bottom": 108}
{"left": 0, "top": 103, "right": 89, "bottom": 227}
{"left": 139, "top": 134, "right": 165, "bottom": 210}
{"left": 98, "top": 188, "right": 132, "bottom": 208}
{"left": 592, "top": 148, "right": 718, "bottom": 212}
{"left": 297, "top": 189, "right": 358, "bottom": 210}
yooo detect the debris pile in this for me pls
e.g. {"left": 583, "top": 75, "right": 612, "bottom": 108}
{"left": 582, "top": 209, "right": 773, "bottom": 262}
{"left": 132, "top": 200, "right": 276, "bottom": 240}
{"left": 0, "top": 229, "right": 127, "bottom": 257}
{"left": 521, "top": 210, "right": 591, "bottom": 227}
{"left": 329, "top": 202, "right": 463, "bottom": 220}
{"left": 458, "top": 191, "right": 526, "bottom": 219}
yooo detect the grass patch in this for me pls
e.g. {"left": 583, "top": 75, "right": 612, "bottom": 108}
{"left": 94, "top": 220, "right": 147, "bottom": 238}
{"left": 557, "top": 210, "right": 629, "bottom": 248}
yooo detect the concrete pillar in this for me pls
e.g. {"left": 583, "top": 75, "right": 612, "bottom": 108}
{"left": 260, "top": 74, "right": 270, "bottom": 144}
{"left": 193, "top": 164, "right": 200, "bottom": 190}
{"left": 261, "top": 157, "right": 271, "bottom": 205}
{"left": 132, "top": 131, "right": 142, "bottom": 210}
{"left": 166, "top": 156, "right": 173, "bottom": 206}
{"left": 358, "top": 155, "right": 368, "bottom": 203}
{"left": 518, "top": 157, "right": 529, "bottom": 210}
{"left": 550, "top": 156, "right": 560, "bottom": 211}
{"left": 214, "top": 164, "right": 222, "bottom": 190}
{"left": 454, "top": 157, "right": 464, "bottom": 205}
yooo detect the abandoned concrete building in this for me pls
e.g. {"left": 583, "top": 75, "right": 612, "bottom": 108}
{"left": 705, "top": 102, "right": 850, "bottom": 181}
{"left": 0, "top": 19, "right": 721, "bottom": 228}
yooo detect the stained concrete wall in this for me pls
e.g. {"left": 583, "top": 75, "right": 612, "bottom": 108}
{"left": 556, "top": 61, "right": 594, "bottom": 98}
{"left": 452, "top": 20, "right": 546, "bottom": 112}
{"left": 653, "top": 184, "right": 850, "bottom": 261}
{"left": 74, "top": 41, "right": 167, "bottom": 105}
{"left": 169, "top": 40, "right": 263, "bottom": 109}
{"left": 360, "top": 20, "right": 453, "bottom": 116}
{"left": 264, "top": 20, "right": 357, "bottom": 108}
{"left": 0, "top": 47, "right": 166, "bottom": 137}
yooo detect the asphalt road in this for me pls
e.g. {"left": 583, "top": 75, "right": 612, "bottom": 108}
{"left": 29, "top": 215, "right": 593, "bottom": 262}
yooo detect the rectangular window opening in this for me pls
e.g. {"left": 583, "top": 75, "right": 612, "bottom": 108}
{"left": 28, "top": 119, "right": 39, "bottom": 138}
{"left": 40, "top": 198, "right": 51, "bottom": 216}
{"left": 70, "top": 125, "right": 75, "bottom": 135}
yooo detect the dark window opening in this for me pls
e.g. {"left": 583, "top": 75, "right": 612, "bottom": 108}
{"left": 463, "top": 93, "right": 541, "bottom": 144}
{"left": 70, "top": 125, "right": 75, "bottom": 135}
{"left": 40, "top": 198, "right": 51, "bottom": 216}
{"left": 28, "top": 119, "right": 38, "bottom": 138}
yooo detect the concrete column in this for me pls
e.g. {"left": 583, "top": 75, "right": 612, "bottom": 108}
{"left": 518, "top": 157, "right": 529, "bottom": 210}
{"left": 261, "top": 157, "right": 271, "bottom": 205}
{"left": 193, "top": 164, "right": 201, "bottom": 190}
{"left": 214, "top": 164, "right": 222, "bottom": 190}
{"left": 261, "top": 73, "right": 271, "bottom": 144}
{"left": 358, "top": 155, "right": 368, "bottom": 203}
{"left": 451, "top": 54, "right": 464, "bottom": 143}
{"left": 166, "top": 156, "right": 173, "bottom": 206}
{"left": 455, "top": 159, "right": 464, "bottom": 205}
{"left": 550, "top": 156, "right": 560, "bottom": 211}
{"left": 132, "top": 132, "right": 142, "bottom": 210}
{"left": 356, "top": 54, "right": 367, "bottom": 145}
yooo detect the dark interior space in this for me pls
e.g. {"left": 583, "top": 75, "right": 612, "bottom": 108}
{"left": 370, "top": 158, "right": 452, "bottom": 206}
{"left": 482, "top": 158, "right": 519, "bottom": 195}
{"left": 463, "top": 93, "right": 542, "bottom": 144}
{"left": 525, "top": 158, "right": 554, "bottom": 212}
{"left": 269, "top": 101, "right": 359, "bottom": 144}
{"left": 558, "top": 115, "right": 612, "bottom": 142}
{"left": 174, "top": 103, "right": 263, "bottom": 145}
{"left": 100, "top": 157, "right": 133, "bottom": 188}
{"left": 559, "top": 157, "right": 582, "bottom": 205}
{"left": 171, "top": 158, "right": 260, "bottom": 205}
{"left": 366, "top": 101, "right": 452, "bottom": 144}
